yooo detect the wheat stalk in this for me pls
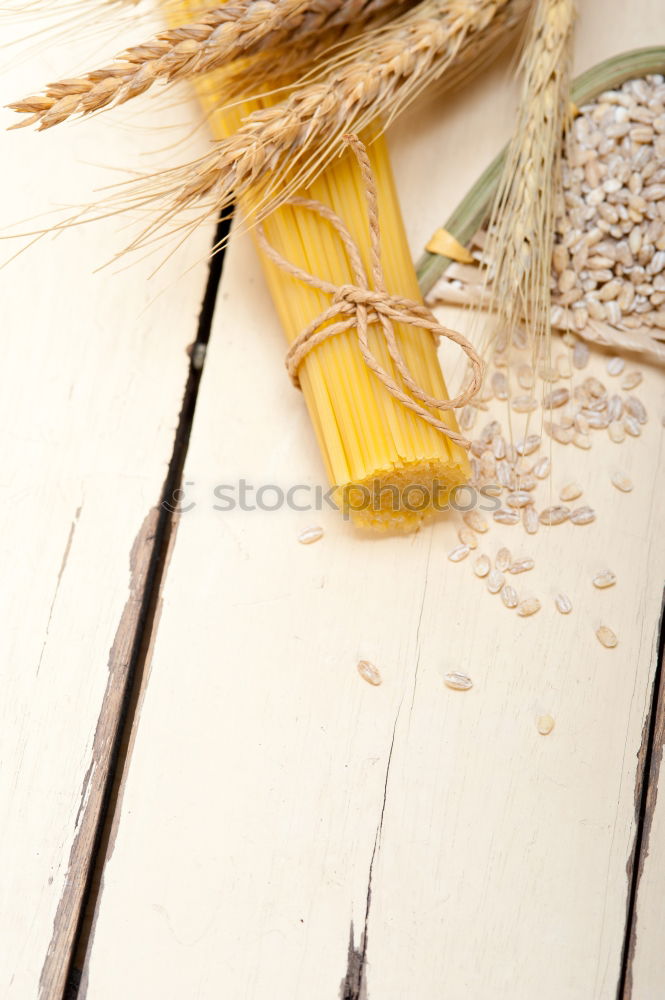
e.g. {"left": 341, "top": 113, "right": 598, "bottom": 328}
{"left": 98, "top": 0, "right": 527, "bottom": 257}
{"left": 8, "top": 0, "right": 410, "bottom": 129}
{"left": 480, "top": 0, "right": 575, "bottom": 366}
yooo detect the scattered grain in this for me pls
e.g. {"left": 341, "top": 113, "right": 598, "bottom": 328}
{"left": 492, "top": 370, "right": 508, "bottom": 400}
{"left": 593, "top": 569, "right": 616, "bottom": 588}
{"left": 473, "top": 554, "right": 491, "bottom": 578}
{"left": 537, "top": 714, "right": 555, "bottom": 735}
{"left": 494, "top": 508, "right": 520, "bottom": 525}
{"left": 540, "top": 505, "right": 570, "bottom": 525}
{"left": 487, "top": 569, "right": 505, "bottom": 594}
{"left": 512, "top": 395, "right": 539, "bottom": 413}
{"left": 463, "top": 510, "right": 489, "bottom": 533}
{"left": 516, "top": 434, "right": 541, "bottom": 456}
{"left": 523, "top": 505, "right": 539, "bottom": 534}
{"left": 357, "top": 660, "right": 382, "bottom": 686}
{"left": 559, "top": 482, "right": 583, "bottom": 501}
{"left": 569, "top": 505, "right": 596, "bottom": 524}
{"left": 611, "top": 472, "right": 633, "bottom": 492}
{"left": 298, "top": 526, "right": 323, "bottom": 544}
{"left": 596, "top": 625, "right": 618, "bottom": 648}
{"left": 448, "top": 544, "right": 470, "bottom": 562}
{"left": 509, "top": 557, "right": 535, "bottom": 574}
{"left": 444, "top": 672, "right": 473, "bottom": 691}
{"left": 573, "top": 432, "right": 592, "bottom": 449}
{"left": 606, "top": 356, "right": 625, "bottom": 375}
{"left": 495, "top": 547, "right": 512, "bottom": 572}
{"left": 506, "top": 491, "right": 533, "bottom": 508}
{"left": 621, "top": 370, "right": 643, "bottom": 390}
{"left": 625, "top": 396, "right": 647, "bottom": 423}
{"left": 501, "top": 585, "right": 518, "bottom": 609}
{"left": 517, "top": 363, "right": 535, "bottom": 389}
{"left": 573, "top": 341, "right": 590, "bottom": 368}
{"left": 517, "top": 597, "right": 541, "bottom": 617}
{"left": 458, "top": 527, "right": 479, "bottom": 548}
{"left": 555, "top": 592, "right": 573, "bottom": 614}
{"left": 623, "top": 414, "right": 641, "bottom": 436}
{"left": 608, "top": 420, "right": 626, "bottom": 442}
{"left": 543, "top": 387, "right": 570, "bottom": 408}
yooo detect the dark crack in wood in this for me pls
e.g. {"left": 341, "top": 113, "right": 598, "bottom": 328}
{"left": 340, "top": 706, "right": 400, "bottom": 1000}
{"left": 618, "top": 585, "right": 665, "bottom": 999}
{"left": 39, "top": 214, "right": 231, "bottom": 1000}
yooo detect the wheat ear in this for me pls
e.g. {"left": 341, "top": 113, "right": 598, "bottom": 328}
{"left": 102, "top": 0, "right": 526, "bottom": 257}
{"left": 8, "top": 0, "right": 409, "bottom": 129}
{"left": 480, "top": 0, "right": 575, "bottom": 366}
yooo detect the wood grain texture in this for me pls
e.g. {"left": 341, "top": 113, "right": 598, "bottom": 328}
{"left": 81, "top": 1, "right": 665, "bottom": 998}
{"left": 0, "top": 12, "right": 214, "bottom": 1000}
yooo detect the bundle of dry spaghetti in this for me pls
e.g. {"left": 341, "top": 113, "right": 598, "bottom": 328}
{"left": 7, "top": 0, "right": 530, "bottom": 529}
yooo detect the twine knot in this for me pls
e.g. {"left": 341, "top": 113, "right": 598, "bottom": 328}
{"left": 255, "top": 133, "right": 483, "bottom": 450}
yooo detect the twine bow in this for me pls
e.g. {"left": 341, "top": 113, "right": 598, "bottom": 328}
{"left": 255, "top": 133, "right": 483, "bottom": 449}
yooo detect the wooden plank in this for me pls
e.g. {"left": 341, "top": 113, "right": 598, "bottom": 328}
{"left": 81, "top": 2, "right": 665, "bottom": 998}
{"left": 0, "top": 12, "right": 215, "bottom": 1000}
{"left": 621, "top": 622, "right": 665, "bottom": 999}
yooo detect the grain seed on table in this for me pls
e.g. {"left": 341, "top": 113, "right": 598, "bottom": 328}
{"left": 611, "top": 472, "right": 633, "bottom": 491}
{"left": 444, "top": 672, "right": 473, "bottom": 691}
{"left": 555, "top": 593, "right": 573, "bottom": 614}
{"left": 357, "top": 660, "right": 382, "bottom": 686}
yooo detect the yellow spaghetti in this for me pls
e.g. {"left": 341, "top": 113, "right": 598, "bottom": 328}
{"left": 170, "top": 1, "right": 471, "bottom": 530}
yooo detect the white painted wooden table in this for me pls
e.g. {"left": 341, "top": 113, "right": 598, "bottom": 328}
{"left": 1, "top": 2, "right": 664, "bottom": 999}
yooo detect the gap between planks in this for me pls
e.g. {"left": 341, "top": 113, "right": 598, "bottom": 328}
{"left": 49, "top": 216, "right": 231, "bottom": 1000}
{"left": 617, "top": 586, "right": 665, "bottom": 999}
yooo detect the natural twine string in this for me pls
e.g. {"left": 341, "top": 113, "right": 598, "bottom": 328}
{"left": 255, "top": 133, "right": 483, "bottom": 450}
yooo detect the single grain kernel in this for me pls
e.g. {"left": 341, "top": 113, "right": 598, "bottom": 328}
{"left": 543, "top": 387, "right": 570, "bottom": 408}
{"left": 523, "top": 506, "right": 539, "bottom": 535}
{"left": 487, "top": 569, "right": 505, "bottom": 594}
{"left": 621, "top": 370, "right": 643, "bottom": 390}
{"left": 298, "top": 526, "right": 324, "bottom": 545}
{"left": 611, "top": 472, "right": 633, "bottom": 492}
{"left": 559, "top": 482, "right": 583, "bottom": 502}
{"left": 596, "top": 625, "right": 618, "bottom": 648}
{"left": 623, "top": 415, "right": 641, "bottom": 437}
{"left": 517, "top": 364, "right": 534, "bottom": 389}
{"left": 512, "top": 395, "right": 539, "bottom": 413}
{"left": 593, "top": 569, "right": 617, "bottom": 588}
{"left": 516, "top": 434, "right": 541, "bottom": 456}
{"left": 573, "top": 341, "right": 590, "bottom": 369}
{"left": 573, "top": 432, "right": 592, "bottom": 450}
{"left": 463, "top": 510, "right": 489, "bottom": 534}
{"left": 495, "top": 547, "right": 512, "bottom": 572}
{"left": 625, "top": 396, "right": 647, "bottom": 424}
{"left": 506, "top": 491, "right": 533, "bottom": 509}
{"left": 357, "top": 660, "right": 382, "bottom": 686}
{"left": 448, "top": 544, "right": 470, "bottom": 563}
{"left": 540, "top": 505, "right": 570, "bottom": 526}
{"left": 458, "top": 527, "right": 479, "bottom": 549}
{"left": 517, "top": 597, "right": 541, "bottom": 617}
{"left": 501, "top": 585, "right": 518, "bottom": 609}
{"left": 607, "top": 356, "right": 625, "bottom": 376}
{"left": 491, "top": 370, "right": 508, "bottom": 400}
{"left": 555, "top": 593, "right": 573, "bottom": 614}
{"left": 494, "top": 508, "right": 520, "bottom": 525}
{"left": 473, "top": 554, "right": 491, "bottom": 578}
{"left": 509, "top": 558, "right": 535, "bottom": 574}
{"left": 608, "top": 420, "right": 625, "bottom": 443}
{"left": 569, "top": 505, "right": 596, "bottom": 525}
{"left": 444, "top": 672, "right": 473, "bottom": 691}
{"left": 537, "top": 714, "right": 555, "bottom": 735}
